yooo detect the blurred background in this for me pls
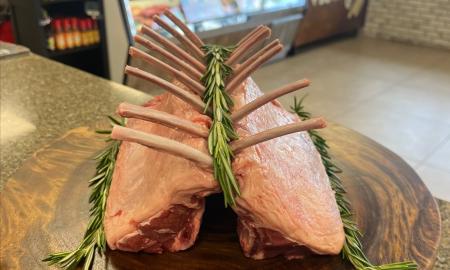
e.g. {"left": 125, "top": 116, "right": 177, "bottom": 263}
{"left": 1, "top": 0, "right": 449, "bottom": 201}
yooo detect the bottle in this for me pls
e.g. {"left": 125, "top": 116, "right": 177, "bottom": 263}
{"left": 92, "top": 19, "right": 100, "bottom": 43}
{"left": 80, "top": 19, "right": 89, "bottom": 46}
{"left": 71, "top": 17, "right": 82, "bottom": 47}
{"left": 42, "top": 11, "right": 55, "bottom": 51}
{"left": 63, "top": 18, "right": 74, "bottom": 49}
{"left": 47, "top": 33, "right": 55, "bottom": 51}
{"left": 86, "top": 19, "right": 94, "bottom": 45}
{"left": 53, "top": 19, "right": 66, "bottom": 50}
{"left": 46, "top": 20, "right": 55, "bottom": 51}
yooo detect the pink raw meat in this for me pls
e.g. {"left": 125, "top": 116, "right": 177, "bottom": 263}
{"left": 105, "top": 78, "right": 344, "bottom": 258}
{"left": 104, "top": 93, "right": 218, "bottom": 253}
{"left": 231, "top": 78, "right": 345, "bottom": 259}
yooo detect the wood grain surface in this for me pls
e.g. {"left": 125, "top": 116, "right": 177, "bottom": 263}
{"left": 0, "top": 124, "right": 441, "bottom": 269}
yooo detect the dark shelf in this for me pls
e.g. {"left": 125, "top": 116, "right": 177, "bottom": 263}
{"left": 47, "top": 44, "right": 99, "bottom": 57}
{"left": 10, "top": 0, "right": 109, "bottom": 78}
{"left": 41, "top": 0, "right": 86, "bottom": 5}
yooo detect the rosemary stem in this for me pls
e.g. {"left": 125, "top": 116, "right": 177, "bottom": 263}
{"left": 291, "top": 96, "right": 417, "bottom": 270}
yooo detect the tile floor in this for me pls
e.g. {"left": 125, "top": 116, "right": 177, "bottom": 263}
{"left": 252, "top": 36, "right": 450, "bottom": 201}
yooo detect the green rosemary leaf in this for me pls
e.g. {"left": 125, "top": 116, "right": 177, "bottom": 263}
{"left": 291, "top": 96, "right": 417, "bottom": 270}
{"left": 95, "top": 129, "right": 112, "bottom": 134}
{"left": 201, "top": 44, "right": 239, "bottom": 207}
{"left": 43, "top": 117, "right": 124, "bottom": 269}
{"left": 107, "top": 115, "right": 122, "bottom": 126}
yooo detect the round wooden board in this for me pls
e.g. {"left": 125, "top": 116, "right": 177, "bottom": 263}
{"left": 0, "top": 124, "right": 441, "bottom": 270}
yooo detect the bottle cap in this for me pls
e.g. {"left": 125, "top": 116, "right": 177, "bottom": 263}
{"left": 63, "top": 18, "right": 72, "bottom": 31}
{"left": 53, "top": 19, "right": 62, "bottom": 31}
{"left": 86, "top": 18, "right": 93, "bottom": 29}
{"left": 71, "top": 17, "right": 79, "bottom": 29}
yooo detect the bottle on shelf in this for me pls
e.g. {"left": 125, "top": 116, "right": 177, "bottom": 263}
{"left": 42, "top": 10, "right": 55, "bottom": 51}
{"left": 71, "top": 17, "right": 82, "bottom": 48}
{"left": 63, "top": 18, "right": 75, "bottom": 49}
{"left": 86, "top": 18, "right": 94, "bottom": 45}
{"left": 80, "top": 19, "right": 89, "bottom": 46}
{"left": 53, "top": 19, "right": 66, "bottom": 51}
{"left": 93, "top": 19, "right": 100, "bottom": 43}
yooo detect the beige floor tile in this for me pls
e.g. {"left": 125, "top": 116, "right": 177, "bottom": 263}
{"left": 399, "top": 63, "right": 450, "bottom": 91}
{"left": 365, "top": 84, "right": 450, "bottom": 124}
{"left": 330, "top": 54, "right": 427, "bottom": 83}
{"left": 300, "top": 69, "right": 392, "bottom": 118}
{"left": 416, "top": 165, "right": 450, "bottom": 201}
{"left": 422, "top": 137, "right": 450, "bottom": 172}
{"left": 333, "top": 101, "right": 450, "bottom": 162}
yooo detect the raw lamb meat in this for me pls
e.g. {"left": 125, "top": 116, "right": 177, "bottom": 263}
{"left": 104, "top": 93, "right": 218, "bottom": 253}
{"left": 105, "top": 78, "right": 344, "bottom": 258}
{"left": 231, "top": 78, "right": 345, "bottom": 259}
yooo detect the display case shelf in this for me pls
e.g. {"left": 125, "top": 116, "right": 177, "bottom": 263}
{"left": 10, "top": 0, "right": 109, "bottom": 78}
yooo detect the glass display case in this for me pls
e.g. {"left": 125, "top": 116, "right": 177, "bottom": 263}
{"left": 106, "top": 0, "right": 306, "bottom": 84}
{"left": 120, "top": 0, "right": 306, "bottom": 42}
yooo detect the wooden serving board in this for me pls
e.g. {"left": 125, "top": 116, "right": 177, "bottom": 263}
{"left": 0, "top": 124, "right": 441, "bottom": 270}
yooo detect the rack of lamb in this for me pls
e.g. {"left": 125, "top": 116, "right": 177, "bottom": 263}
{"left": 104, "top": 11, "right": 344, "bottom": 260}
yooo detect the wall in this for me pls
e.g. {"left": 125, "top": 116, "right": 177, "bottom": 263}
{"left": 364, "top": 0, "right": 450, "bottom": 49}
{"left": 103, "top": 1, "right": 129, "bottom": 83}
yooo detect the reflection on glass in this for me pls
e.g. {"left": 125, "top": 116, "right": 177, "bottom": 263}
{"left": 123, "top": 0, "right": 306, "bottom": 35}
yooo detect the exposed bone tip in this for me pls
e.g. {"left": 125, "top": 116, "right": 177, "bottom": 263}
{"left": 110, "top": 125, "right": 122, "bottom": 140}
{"left": 124, "top": 65, "right": 133, "bottom": 73}
{"left": 116, "top": 102, "right": 130, "bottom": 116}
{"left": 129, "top": 47, "right": 137, "bottom": 55}
{"left": 274, "top": 44, "right": 283, "bottom": 51}
{"left": 316, "top": 117, "right": 327, "bottom": 129}
{"left": 140, "top": 24, "right": 151, "bottom": 33}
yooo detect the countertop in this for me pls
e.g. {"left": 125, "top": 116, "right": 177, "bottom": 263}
{"left": 0, "top": 52, "right": 448, "bottom": 269}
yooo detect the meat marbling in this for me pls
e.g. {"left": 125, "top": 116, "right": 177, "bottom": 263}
{"left": 105, "top": 78, "right": 344, "bottom": 258}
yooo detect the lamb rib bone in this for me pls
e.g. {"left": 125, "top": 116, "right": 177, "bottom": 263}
{"left": 129, "top": 46, "right": 204, "bottom": 95}
{"left": 153, "top": 15, "right": 204, "bottom": 60}
{"left": 231, "top": 39, "right": 281, "bottom": 74}
{"left": 236, "top": 26, "right": 263, "bottom": 47}
{"left": 114, "top": 105, "right": 326, "bottom": 165}
{"left": 124, "top": 65, "right": 207, "bottom": 113}
{"left": 117, "top": 102, "right": 209, "bottom": 138}
{"left": 163, "top": 10, "right": 204, "bottom": 48}
{"left": 134, "top": 35, "right": 202, "bottom": 81}
{"left": 226, "top": 26, "right": 271, "bottom": 66}
{"left": 111, "top": 125, "right": 212, "bottom": 167}
{"left": 231, "top": 79, "right": 310, "bottom": 122}
{"left": 141, "top": 25, "right": 206, "bottom": 73}
{"left": 226, "top": 44, "right": 283, "bottom": 93}
{"left": 231, "top": 117, "right": 327, "bottom": 152}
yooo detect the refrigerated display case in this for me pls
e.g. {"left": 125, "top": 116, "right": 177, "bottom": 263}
{"left": 10, "top": 0, "right": 109, "bottom": 78}
{"left": 104, "top": 0, "right": 306, "bottom": 87}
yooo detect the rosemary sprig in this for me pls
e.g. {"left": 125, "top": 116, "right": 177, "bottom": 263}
{"left": 291, "top": 96, "right": 417, "bottom": 270}
{"left": 201, "top": 44, "right": 240, "bottom": 207}
{"left": 43, "top": 117, "right": 124, "bottom": 270}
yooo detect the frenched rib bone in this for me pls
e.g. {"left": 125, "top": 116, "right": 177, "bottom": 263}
{"left": 134, "top": 35, "right": 203, "bottom": 81}
{"left": 117, "top": 102, "right": 209, "bottom": 138}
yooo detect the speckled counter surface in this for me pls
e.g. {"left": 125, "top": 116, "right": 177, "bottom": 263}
{"left": 0, "top": 53, "right": 448, "bottom": 269}
{"left": 0, "top": 53, "right": 150, "bottom": 185}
